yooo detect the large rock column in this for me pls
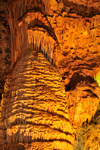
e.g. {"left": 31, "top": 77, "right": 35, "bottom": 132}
{"left": 0, "top": 48, "right": 74, "bottom": 150}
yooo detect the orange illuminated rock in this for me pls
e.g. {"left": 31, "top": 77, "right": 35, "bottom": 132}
{"left": 0, "top": 0, "right": 100, "bottom": 149}
{"left": 0, "top": 49, "right": 74, "bottom": 150}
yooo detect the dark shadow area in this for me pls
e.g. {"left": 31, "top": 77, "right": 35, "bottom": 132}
{"left": 62, "top": 0, "right": 100, "bottom": 18}
{"left": 0, "top": 93, "right": 2, "bottom": 102}
{"left": 65, "top": 72, "right": 95, "bottom": 91}
{"left": 1, "top": 144, "right": 26, "bottom": 150}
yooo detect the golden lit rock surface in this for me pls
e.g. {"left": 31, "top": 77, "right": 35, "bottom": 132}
{"left": 74, "top": 103, "right": 100, "bottom": 150}
{"left": 0, "top": 49, "right": 74, "bottom": 149}
{"left": 0, "top": 0, "right": 100, "bottom": 149}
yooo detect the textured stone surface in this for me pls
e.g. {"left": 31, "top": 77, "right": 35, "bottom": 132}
{"left": 74, "top": 103, "right": 100, "bottom": 150}
{"left": 0, "top": 3, "right": 11, "bottom": 102}
{"left": 0, "top": 48, "right": 74, "bottom": 150}
{"left": 0, "top": 0, "right": 100, "bottom": 149}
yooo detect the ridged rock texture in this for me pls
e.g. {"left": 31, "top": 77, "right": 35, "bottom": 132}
{"left": 0, "top": 49, "right": 74, "bottom": 149}
{"left": 0, "top": 0, "right": 100, "bottom": 149}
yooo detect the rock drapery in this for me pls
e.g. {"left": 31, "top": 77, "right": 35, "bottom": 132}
{"left": 0, "top": 0, "right": 100, "bottom": 149}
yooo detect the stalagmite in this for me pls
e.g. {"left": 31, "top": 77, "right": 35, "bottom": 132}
{"left": 1, "top": 0, "right": 100, "bottom": 149}
{"left": 1, "top": 48, "right": 74, "bottom": 149}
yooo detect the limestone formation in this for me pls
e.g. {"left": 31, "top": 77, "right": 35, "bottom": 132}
{"left": 0, "top": 0, "right": 100, "bottom": 149}
{"left": 0, "top": 49, "right": 74, "bottom": 149}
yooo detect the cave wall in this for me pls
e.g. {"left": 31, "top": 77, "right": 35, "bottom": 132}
{"left": 0, "top": 1, "right": 11, "bottom": 101}
{"left": 6, "top": 0, "right": 100, "bottom": 128}
{"left": 0, "top": 0, "right": 100, "bottom": 149}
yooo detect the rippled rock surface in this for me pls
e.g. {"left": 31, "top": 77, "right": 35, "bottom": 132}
{"left": 0, "top": 48, "right": 74, "bottom": 150}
